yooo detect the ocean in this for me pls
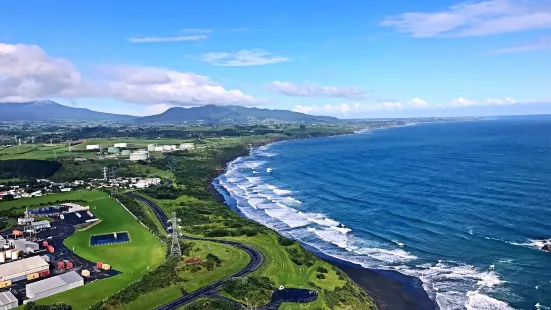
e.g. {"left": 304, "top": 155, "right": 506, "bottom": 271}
{"left": 214, "top": 116, "right": 551, "bottom": 310}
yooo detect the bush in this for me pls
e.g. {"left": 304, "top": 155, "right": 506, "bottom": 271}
{"left": 223, "top": 276, "right": 274, "bottom": 304}
{"left": 277, "top": 235, "right": 295, "bottom": 246}
{"left": 316, "top": 273, "right": 326, "bottom": 279}
{"left": 206, "top": 253, "right": 221, "bottom": 265}
{"left": 317, "top": 266, "right": 329, "bottom": 273}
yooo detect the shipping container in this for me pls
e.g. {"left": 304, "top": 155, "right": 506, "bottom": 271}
{"left": 42, "top": 241, "right": 48, "bottom": 247}
{"left": 81, "top": 269, "right": 90, "bottom": 277}
{"left": 0, "top": 280, "right": 11, "bottom": 288}
{"left": 101, "top": 264, "right": 111, "bottom": 270}
{"left": 65, "top": 262, "right": 73, "bottom": 269}
{"left": 11, "top": 251, "right": 19, "bottom": 260}
{"left": 96, "top": 262, "right": 103, "bottom": 268}
{"left": 0, "top": 251, "right": 5, "bottom": 263}
{"left": 12, "top": 230, "right": 22, "bottom": 236}
{"left": 57, "top": 262, "right": 65, "bottom": 269}
{"left": 47, "top": 246, "right": 54, "bottom": 253}
{"left": 27, "top": 272, "right": 39, "bottom": 280}
{"left": 39, "top": 269, "right": 50, "bottom": 277}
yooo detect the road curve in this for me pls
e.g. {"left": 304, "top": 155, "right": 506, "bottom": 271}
{"left": 126, "top": 193, "right": 265, "bottom": 310}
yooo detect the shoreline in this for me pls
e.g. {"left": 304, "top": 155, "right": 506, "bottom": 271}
{"left": 207, "top": 132, "right": 438, "bottom": 310}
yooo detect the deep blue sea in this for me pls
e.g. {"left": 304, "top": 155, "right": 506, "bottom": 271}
{"left": 215, "top": 117, "right": 551, "bottom": 310}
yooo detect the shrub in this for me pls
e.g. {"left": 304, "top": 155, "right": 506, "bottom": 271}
{"left": 317, "top": 266, "right": 329, "bottom": 273}
{"left": 316, "top": 273, "right": 326, "bottom": 279}
{"left": 277, "top": 235, "right": 295, "bottom": 246}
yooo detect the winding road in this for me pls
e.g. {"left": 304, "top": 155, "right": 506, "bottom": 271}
{"left": 126, "top": 193, "right": 266, "bottom": 310}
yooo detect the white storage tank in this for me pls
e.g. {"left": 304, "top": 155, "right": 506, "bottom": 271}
{"left": 11, "top": 251, "right": 18, "bottom": 260}
{"left": 114, "top": 143, "right": 127, "bottom": 148}
{"left": 5, "top": 250, "right": 12, "bottom": 260}
{"left": 0, "top": 252, "right": 5, "bottom": 263}
{"left": 26, "top": 271, "right": 84, "bottom": 301}
{"left": 129, "top": 151, "right": 149, "bottom": 161}
{"left": 85, "top": 144, "right": 100, "bottom": 150}
{"left": 154, "top": 146, "right": 164, "bottom": 152}
{"left": 180, "top": 143, "right": 194, "bottom": 150}
{"left": 147, "top": 144, "right": 156, "bottom": 151}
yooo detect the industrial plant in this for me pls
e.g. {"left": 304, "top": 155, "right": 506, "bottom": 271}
{"left": 0, "top": 203, "right": 116, "bottom": 308}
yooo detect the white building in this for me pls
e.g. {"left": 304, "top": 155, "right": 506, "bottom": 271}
{"left": 60, "top": 188, "right": 72, "bottom": 192}
{"left": 180, "top": 143, "right": 194, "bottom": 150}
{"left": 114, "top": 143, "right": 128, "bottom": 148}
{"left": 0, "top": 256, "right": 49, "bottom": 282}
{"left": 25, "top": 271, "right": 84, "bottom": 301}
{"left": 85, "top": 144, "right": 100, "bottom": 150}
{"left": 0, "top": 291, "right": 18, "bottom": 310}
{"left": 129, "top": 151, "right": 149, "bottom": 161}
{"left": 154, "top": 146, "right": 164, "bottom": 152}
{"left": 31, "top": 220, "right": 51, "bottom": 230}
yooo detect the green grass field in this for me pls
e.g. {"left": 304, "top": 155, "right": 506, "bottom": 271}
{"left": 0, "top": 190, "right": 104, "bottom": 211}
{"left": 5, "top": 191, "right": 166, "bottom": 309}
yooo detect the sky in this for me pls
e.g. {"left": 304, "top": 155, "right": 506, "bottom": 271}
{"left": 1, "top": 0, "right": 551, "bottom": 118}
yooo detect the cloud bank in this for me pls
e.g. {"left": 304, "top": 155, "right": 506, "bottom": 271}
{"left": 200, "top": 49, "right": 289, "bottom": 66}
{"left": 380, "top": 0, "right": 551, "bottom": 37}
{"left": 0, "top": 43, "right": 261, "bottom": 106}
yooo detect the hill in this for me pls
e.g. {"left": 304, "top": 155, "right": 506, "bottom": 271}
{"left": 0, "top": 101, "right": 135, "bottom": 122}
{"left": 135, "top": 105, "right": 340, "bottom": 124}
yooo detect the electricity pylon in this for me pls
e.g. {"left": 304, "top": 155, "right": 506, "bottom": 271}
{"left": 169, "top": 212, "right": 182, "bottom": 257}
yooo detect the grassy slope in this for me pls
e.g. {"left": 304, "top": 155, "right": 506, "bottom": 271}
{"left": 21, "top": 191, "right": 166, "bottom": 309}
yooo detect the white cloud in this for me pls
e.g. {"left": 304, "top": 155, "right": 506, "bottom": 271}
{"left": 268, "top": 81, "right": 368, "bottom": 99}
{"left": 200, "top": 49, "right": 289, "bottom": 66}
{"left": 128, "top": 35, "right": 207, "bottom": 43}
{"left": 488, "top": 37, "right": 551, "bottom": 54}
{"left": 0, "top": 43, "right": 261, "bottom": 106}
{"left": 0, "top": 43, "right": 88, "bottom": 102}
{"left": 293, "top": 97, "right": 534, "bottom": 117}
{"left": 380, "top": 0, "right": 551, "bottom": 37}
{"left": 98, "top": 65, "right": 260, "bottom": 106}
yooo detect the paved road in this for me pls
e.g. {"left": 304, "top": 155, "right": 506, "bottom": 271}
{"left": 126, "top": 193, "right": 265, "bottom": 310}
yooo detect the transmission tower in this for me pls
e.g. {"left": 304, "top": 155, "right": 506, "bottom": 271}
{"left": 110, "top": 167, "right": 118, "bottom": 197}
{"left": 103, "top": 167, "right": 108, "bottom": 180}
{"left": 169, "top": 212, "right": 182, "bottom": 257}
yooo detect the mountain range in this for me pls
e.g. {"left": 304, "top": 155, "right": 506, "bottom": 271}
{"left": 0, "top": 101, "right": 340, "bottom": 124}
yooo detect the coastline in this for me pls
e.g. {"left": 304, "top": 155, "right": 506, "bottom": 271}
{"left": 207, "top": 133, "right": 438, "bottom": 310}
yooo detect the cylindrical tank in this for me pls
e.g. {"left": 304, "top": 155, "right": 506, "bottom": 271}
{"left": 57, "top": 261, "right": 65, "bottom": 269}
{"left": 42, "top": 241, "right": 49, "bottom": 247}
{"left": 96, "top": 262, "right": 103, "bottom": 268}
{"left": 5, "top": 250, "right": 12, "bottom": 259}
{"left": 0, "top": 251, "right": 5, "bottom": 263}
{"left": 121, "top": 150, "right": 131, "bottom": 156}
{"left": 47, "top": 245, "right": 55, "bottom": 253}
{"left": 102, "top": 263, "right": 111, "bottom": 270}
{"left": 66, "top": 261, "right": 73, "bottom": 269}
{"left": 11, "top": 251, "right": 18, "bottom": 260}
{"left": 12, "top": 230, "right": 22, "bottom": 236}
{"left": 81, "top": 269, "right": 90, "bottom": 277}
{"left": 60, "top": 214, "right": 65, "bottom": 220}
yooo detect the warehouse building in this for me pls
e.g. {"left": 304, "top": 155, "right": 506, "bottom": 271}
{"left": 30, "top": 220, "right": 51, "bottom": 230}
{"left": 85, "top": 144, "right": 100, "bottom": 150}
{"left": 26, "top": 271, "right": 84, "bottom": 301}
{"left": 0, "top": 291, "right": 18, "bottom": 310}
{"left": 129, "top": 150, "right": 149, "bottom": 161}
{"left": 11, "top": 239, "right": 39, "bottom": 253}
{"left": 0, "top": 256, "right": 49, "bottom": 282}
{"left": 113, "top": 143, "right": 127, "bottom": 148}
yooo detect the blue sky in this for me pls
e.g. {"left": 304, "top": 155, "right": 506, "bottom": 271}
{"left": 1, "top": 0, "right": 551, "bottom": 118}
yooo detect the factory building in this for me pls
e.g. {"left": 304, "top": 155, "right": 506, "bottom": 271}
{"left": 31, "top": 220, "right": 51, "bottom": 230}
{"left": 154, "top": 146, "right": 164, "bottom": 152}
{"left": 129, "top": 150, "right": 149, "bottom": 161}
{"left": 180, "top": 143, "right": 194, "bottom": 150}
{"left": 0, "top": 291, "right": 18, "bottom": 310}
{"left": 107, "top": 147, "right": 120, "bottom": 154}
{"left": 121, "top": 150, "right": 131, "bottom": 156}
{"left": 0, "top": 256, "right": 49, "bottom": 282}
{"left": 10, "top": 239, "right": 39, "bottom": 253}
{"left": 17, "top": 217, "right": 34, "bottom": 225}
{"left": 147, "top": 144, "right": 156, "bottom": 151}
{"left": 26, "top": 271, "right": 84, "bottom": 301}
{"left": 85, "top": 145, "right": 100, "bottom": 150}
{"left": 113, "top": 143, "right": 127, "bottom": 148}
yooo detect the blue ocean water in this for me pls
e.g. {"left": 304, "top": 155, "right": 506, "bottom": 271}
{"left": 215, "top": 117, "right": 551, "bottom": 310}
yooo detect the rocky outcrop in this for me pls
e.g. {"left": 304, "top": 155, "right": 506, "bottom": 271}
{"left": 543, "top": 243, "right": 551, "bottom": 252}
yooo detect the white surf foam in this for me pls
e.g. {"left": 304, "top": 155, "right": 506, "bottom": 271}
{"left": 465, "top": 291, "right": 515, "bottom": 310}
